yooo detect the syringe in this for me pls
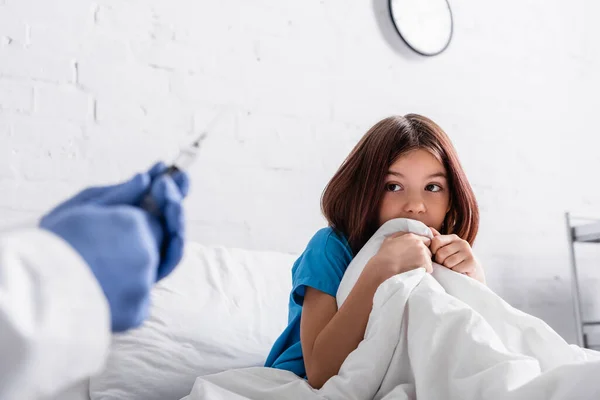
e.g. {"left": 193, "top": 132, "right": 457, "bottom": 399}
{"left": 162, "top": 132, "right": 208, "bottom": 175}
{"left": 140, "top": 132, "right": 207, "bottom": 216}
{"left": 140, "top": 110, "right": 225, "bottom": 216}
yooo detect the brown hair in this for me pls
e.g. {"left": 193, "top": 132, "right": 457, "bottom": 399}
{"left": 321, "top": 114, "right": 479, "bottom": 254}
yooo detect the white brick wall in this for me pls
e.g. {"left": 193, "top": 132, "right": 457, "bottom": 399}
{"left": 0, "top": 81, "right": 32, "bottom": 112}
{"left": 1, "top": 0, "right": 600, "bottom": 344}
{"left": 34, "top": 84, "right": 93, "bottom": 121}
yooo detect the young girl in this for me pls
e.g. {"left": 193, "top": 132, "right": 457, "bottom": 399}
{"left": 264, "top": 114, "right": 484, "bottom": 388}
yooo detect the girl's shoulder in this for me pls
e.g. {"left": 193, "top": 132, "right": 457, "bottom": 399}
{"left": 303, "top": 227, "right": 353, "bottom": 262}
{"left": 291, "top": 227, "right": 354, "bottom": 293}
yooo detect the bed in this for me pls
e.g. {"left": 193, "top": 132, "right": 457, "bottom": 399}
{"left": 55, "top": 220, "right": 600, "bottom": 399}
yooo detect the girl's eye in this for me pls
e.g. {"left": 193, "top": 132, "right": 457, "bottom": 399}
{"left": 386, "top": 183, "right": 402, "bottom": 192}
{"left": 426, "top": 184, "right": 442, "bottom": 193}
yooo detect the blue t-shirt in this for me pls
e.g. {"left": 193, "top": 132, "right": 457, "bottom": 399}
{"left": 264, "top": 227, "right": 354, "bottom": 378}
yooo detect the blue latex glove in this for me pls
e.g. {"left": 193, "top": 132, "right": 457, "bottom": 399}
{"left": 41, "top": 204, "right": 159, "bottom": 332}
{"left": 41, "top": 162, "right": 190, "bottom": 282}
{"left": 39, "top": 163, "right": 190, "bottom": 332}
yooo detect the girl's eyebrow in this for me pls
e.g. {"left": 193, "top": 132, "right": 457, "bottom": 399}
{"left": 387, "top": 170, "right": 447, "bottom": 179}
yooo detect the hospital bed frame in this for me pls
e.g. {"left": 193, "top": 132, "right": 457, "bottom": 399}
{"left": 565, "top": 212, "right": 600, "bottom": 349}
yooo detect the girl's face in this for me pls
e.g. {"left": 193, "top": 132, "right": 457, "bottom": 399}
{"left": 378, "top": 149, "right": 451, "bottom": 231}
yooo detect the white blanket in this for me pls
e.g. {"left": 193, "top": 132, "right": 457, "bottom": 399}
{"left": 180, "top": 219, "right": 600, "bottom": 400}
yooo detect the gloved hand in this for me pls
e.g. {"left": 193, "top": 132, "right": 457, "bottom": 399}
{"left": 39, "top": 163, "right": 190, "bottom": 332}
{"left": 41, "top": 162, "right": 190, "bottom": 282}
{"left": 41, "top": 205, "right": 159, "bottom": 332}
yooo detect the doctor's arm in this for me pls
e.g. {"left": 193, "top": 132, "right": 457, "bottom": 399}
{"left": 0, "top": 228, "right": 111, "bottom": 400}
{"left": 0, "top": 163, "right": 189, "bottom": 399}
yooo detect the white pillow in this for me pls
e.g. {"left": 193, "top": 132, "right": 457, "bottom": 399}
{"left": 89, "top": 242, "right": 296, "bottom": 400}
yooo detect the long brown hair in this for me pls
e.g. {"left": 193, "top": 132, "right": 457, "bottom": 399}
{"left": 321, "top": 114, "right": 479, "bottom": 254}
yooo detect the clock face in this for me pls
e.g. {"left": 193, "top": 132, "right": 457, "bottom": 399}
{"left": 389, "top": 0, "right": 454, "bottom": 56}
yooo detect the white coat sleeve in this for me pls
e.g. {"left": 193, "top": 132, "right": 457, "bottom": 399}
{"left": 0, "top": 228, "right": 111, "bottom": 399}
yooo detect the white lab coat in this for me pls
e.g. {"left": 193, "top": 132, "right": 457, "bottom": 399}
{"left": 0, "top": 228, "right": 111, "bottom": 399}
